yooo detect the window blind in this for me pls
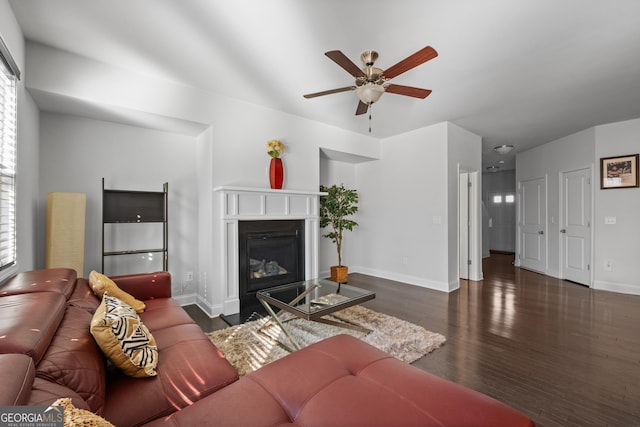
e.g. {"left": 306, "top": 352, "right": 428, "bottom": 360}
{"left": 0, "top": 48, "right": 17, "bottom": 271}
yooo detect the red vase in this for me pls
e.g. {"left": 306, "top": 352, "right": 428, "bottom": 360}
{"left": 269, "top": 157, "right": 284, "bottom": 189}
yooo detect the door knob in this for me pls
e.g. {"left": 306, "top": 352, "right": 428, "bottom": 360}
{"left": 560, "top": 229, "right": 566, "bottom": 233}
{"left": 538, "top": 230, "right": 544, "bottom": 235}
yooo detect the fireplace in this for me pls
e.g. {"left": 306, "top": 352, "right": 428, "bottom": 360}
{"left": 238, "top": 220, "right": 305, "bottom": 312}
{"left": 211, "top": 186, "right": 324, "bottom": 320}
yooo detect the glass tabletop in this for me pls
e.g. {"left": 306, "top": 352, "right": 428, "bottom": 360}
{"left": 256, "top": 278, "right": 375, "bottom": 320}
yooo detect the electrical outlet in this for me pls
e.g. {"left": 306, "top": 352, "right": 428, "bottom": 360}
{"left": 604, "top": 260, "right": 613, "bottom": 272}
{"left": 402, "top": 257, "right": 409, "bottom": 265}
{"left": 186, "top": 271, "right": 194, "bottom": 281}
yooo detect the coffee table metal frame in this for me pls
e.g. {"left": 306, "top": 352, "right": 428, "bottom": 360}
{"left": 256, "top": 278, "right": 375, "bottom": 350}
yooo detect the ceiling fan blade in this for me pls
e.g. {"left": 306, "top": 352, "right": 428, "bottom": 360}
{"left": 325, "top": 50, "right": 366, "bottom": 78}
{"left": 303, "top": 86, "right": 355, "bottom": 99}
{"left": 385, "top": 84, "right": 432, "bottom": 99}
{"left": 355, "top": 101, "right": 369, "bottom": 115}
{"left": 382, "top": 46, "right": 438, "bottom": 80}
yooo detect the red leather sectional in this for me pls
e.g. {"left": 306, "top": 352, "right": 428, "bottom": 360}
{"left": 0, "top": 268, "right": 535, "bottom": 426}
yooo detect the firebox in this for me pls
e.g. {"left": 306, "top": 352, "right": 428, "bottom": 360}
{"left": 238, "top": 220, "right": 305, "bottom": 313}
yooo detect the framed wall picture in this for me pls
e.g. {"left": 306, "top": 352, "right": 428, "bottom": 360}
{"left": 600, "top": 154, "right": 639, "bottom": 189}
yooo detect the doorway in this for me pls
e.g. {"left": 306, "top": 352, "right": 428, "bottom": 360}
{"left": 560, "top": 167, "right": 592, "bottom": 286}
{"left": 518, "top": 176, "right": 547, "bottom": 272}
{"left": 459, "top": 170, "right": 481, "bottom": 281}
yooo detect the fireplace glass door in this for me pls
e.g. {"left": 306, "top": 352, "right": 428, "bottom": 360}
{"left": 238, "top": 220, "right": 305, "bottom": 309}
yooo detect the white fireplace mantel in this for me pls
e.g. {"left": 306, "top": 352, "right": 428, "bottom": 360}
{"left": 212, "top": 186, "right": 325, "bottom": 315}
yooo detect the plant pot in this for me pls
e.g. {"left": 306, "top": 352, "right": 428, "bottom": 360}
{"left": 330, "top": 265, "right": 348, "bottom": 284}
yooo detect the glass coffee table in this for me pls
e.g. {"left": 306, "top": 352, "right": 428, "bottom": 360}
{"left": 256, "top": 278, "right": 375, "bottom": 350}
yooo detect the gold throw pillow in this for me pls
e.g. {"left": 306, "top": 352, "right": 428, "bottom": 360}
{"left": 88, "top": 270, "right": 145, "bottom": 313}
{"left": 52, "top": 398, "right": 116, "bottom": 427}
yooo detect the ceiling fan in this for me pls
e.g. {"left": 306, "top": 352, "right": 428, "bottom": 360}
{"left": 303, "top": 45, "right": 438, "bottom": 116}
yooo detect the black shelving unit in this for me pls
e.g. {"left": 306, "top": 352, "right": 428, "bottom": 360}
{"left": 102, "top": 178, "right": 168, "bottom": 273}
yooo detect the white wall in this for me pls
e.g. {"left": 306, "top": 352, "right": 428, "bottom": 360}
{"left": 517, "top": 118, "right": 640, "bottom": 295}
{"left": 346, "top": 122, "right": 481, "bottom": 291}
{"left": 38, "top": 113, "right": 199, "bottom": 297}
{"left": 317, "top": 122, "right": 482, "bottom": 289}
{"left": 318, "top": 154, "right": 359, "bottom": 274}
{"left": 516, "top": 127, "right": 596, "bottom": 278}
{"left": 447, "top": 122, "right": 483, "bottom": 283}
{"left": 0, "top": 0, "right": 40, "bottom": 282}
{"left": 593, "top": 118, "right": 640, "bottom": 294}
{"left": 353, "top": 123, "right": 451, "bottom": 290}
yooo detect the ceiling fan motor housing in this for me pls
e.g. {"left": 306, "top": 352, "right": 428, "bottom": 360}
{"left": 360, "top": 50, "right": 378, "bottom": 66}
{"left": 357, "top": 67, "right": 384, "bottom": 86}
{"left": 357, "top": 50, "right": 384, "bottom": 86}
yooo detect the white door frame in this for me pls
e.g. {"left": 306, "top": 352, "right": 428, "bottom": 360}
{"left": 459, "top": 172, "right": 470, "bottom": 279}
{"left": 458, "top": 169, "right": 482, "bottom": 281}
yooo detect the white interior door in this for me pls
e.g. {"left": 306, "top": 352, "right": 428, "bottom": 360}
{"left": 519, "top": 177, "right": 546, "bottom": 272}
{"left": 561, "top": 168, "right": 592, "bottom": 285}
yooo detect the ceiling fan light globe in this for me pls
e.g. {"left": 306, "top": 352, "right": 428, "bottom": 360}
{"left": 356, "top": 83, "right": 384, "bottom": 104}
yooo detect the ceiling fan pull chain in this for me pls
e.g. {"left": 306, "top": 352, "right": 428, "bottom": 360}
{"left": 368, "top": 102, "right": 373, "bottom": 133}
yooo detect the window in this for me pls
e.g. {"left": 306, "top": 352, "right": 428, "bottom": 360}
{"left": 0, "top": 37, "right": 19, "bottom": 272}
{"left": 505, "top": 194, "right": 515, "bottom": 203}
{"left": 492, "top": 195, "right": 502, "bottom": 204}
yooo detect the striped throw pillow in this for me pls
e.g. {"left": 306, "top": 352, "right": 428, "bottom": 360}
{"left": 90, "top": 293, "right": 158, "bottom": 377}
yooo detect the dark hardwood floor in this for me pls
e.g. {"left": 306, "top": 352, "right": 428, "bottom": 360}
{"left": 185, "top": 254, "right": 640, "bottom": 427}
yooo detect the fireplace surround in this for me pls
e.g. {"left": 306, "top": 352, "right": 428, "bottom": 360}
{"left": 212, "top": 186, "right": 324, "bottom": 317}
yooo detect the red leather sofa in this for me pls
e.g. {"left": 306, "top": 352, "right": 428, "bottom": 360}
{"left": 0, "top": 268, "right": 238, "bottom": 426}
{"left": 0, "top": 268, "right": 535, "bottom": 426}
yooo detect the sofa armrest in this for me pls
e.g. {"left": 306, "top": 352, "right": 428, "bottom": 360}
{"left": 0, "top": 354, "right": 36, "bottom": 406}
{"left": 110, "top": 271, "right": 172, "bottom": 300}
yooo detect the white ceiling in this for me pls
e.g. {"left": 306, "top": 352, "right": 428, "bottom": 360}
{"left": 9, "top": 0, "right": 640, "bottom": 170}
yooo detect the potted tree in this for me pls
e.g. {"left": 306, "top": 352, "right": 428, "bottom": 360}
{"left": 319, "top": 183, "right": 359, "bottom": 283}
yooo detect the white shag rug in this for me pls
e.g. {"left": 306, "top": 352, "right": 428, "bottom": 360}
{"left": 208, "top": 304, "right": 446, "bottom": 376}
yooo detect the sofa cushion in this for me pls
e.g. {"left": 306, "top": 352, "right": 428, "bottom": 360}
{"left": 53, "top": 398, "right": 115, "bottom": 427}
{"left": 149, "top": 335, "right": 535, "bottom": 427}
{"left": 0, "top": 268, "right": 77, "bottom": 299}
{"left": 90, "top": 294, "right": 158, "bottom": 378}
{"left": 0, "top": 292, "right": 66, "bottom": 364}
{"left": 67, "top": 278, "right": 101, "bottom": 313}
{"left": 28, "top": 377, "right": 91, "bottom": 411}
{"left": 89, "top": 271, "right": 146, "bottom": 313}
{"left": 37, "top": 306, "right": 107, "bottom": 415}
{"left": 103, "top": 323, "right": 239, "bottom": 427}
{"left": 0, "top": 354, "right": 35, "bottom": 406}
{"left": 138, "top": 298, "right": 195, "bottom": 331}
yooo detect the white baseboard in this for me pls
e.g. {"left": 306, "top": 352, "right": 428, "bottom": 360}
{"left": 593, "top": 280, "right": 640, "bottom": 295}
{"left": 173, "top": 293, "right": 197, "bottom": 306}
{"left": 194, "top": 295, "right": 224, "bottom": 318}
{"left": 349, "top": 265, "right": 454, "bottom": 293}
